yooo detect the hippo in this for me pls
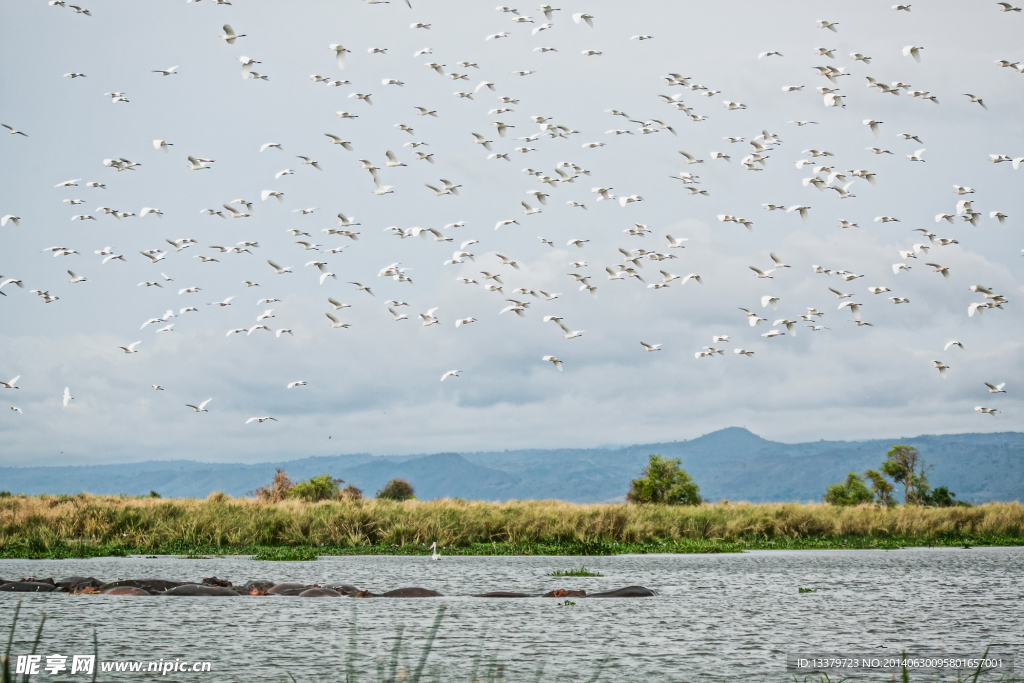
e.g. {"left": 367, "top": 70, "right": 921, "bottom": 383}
{"left": 0, "top": 582, "right": 57, "bottom": 593}
{"left": 236, "top": 580, "right": 276, "bottom": 596}
{"left": 102, "top": 586, "right": 150, "bottom": 596}
{"left": 99, "top": 579, "right": 185, "bottom": 592}
{"left": 267, "top": 583, "right": 312, "bottom": 595}
{"left": 57, "top": 576, "right": 103, "bottom": 592}
{"left": 589, "top": 586, "right": 659, "bottom": 598}
{"left": 201, "top": 576, "right": 232, "bottom": 588}
{"left": 18, "top": 577, "right": 56, "bottom": 586}
{"left": 381, "top": 587, "right": 443, "bottom": 598}
{"left": 298, "top": 587, "right": 342, "bottom": 597}
{"left": 543, "top": 589, "right": 586, "bottom": 598}
{"left": 164, "top": 584, "right": 238, "bottom": 596}
{"left": 325, "top": 583, "right": 359, "bottom": 595}
{"left": 472, "top": 591, "right": 537, "bottom": 598}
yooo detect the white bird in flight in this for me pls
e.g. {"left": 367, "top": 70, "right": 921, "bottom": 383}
{"left": 186, "top": 399, "right": 212, "bottom": 413}
{"left": 542, "top": 356, "right": 563, "bottom": 371}
{"left": 902, "top": 45, "right": 924, "bottom": 62}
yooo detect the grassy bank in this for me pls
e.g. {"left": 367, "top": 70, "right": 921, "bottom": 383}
{"left": 0, "top": 495, "right": 1021, "bottom": 559}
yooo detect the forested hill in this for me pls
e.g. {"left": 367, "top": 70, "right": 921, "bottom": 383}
{"left": 1, "top": 428, "right": 1020, "bottom": 503}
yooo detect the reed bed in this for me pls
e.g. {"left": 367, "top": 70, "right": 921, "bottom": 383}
{"left": 1, "top": 495, "right": 1021, "bottom": 558}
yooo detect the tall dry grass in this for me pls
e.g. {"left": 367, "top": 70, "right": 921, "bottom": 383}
{"left": 1, "top": 495, "right": 1022, "bottom": 551}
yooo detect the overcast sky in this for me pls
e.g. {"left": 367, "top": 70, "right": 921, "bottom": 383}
{"left": 0, "top": 0, "right": 1021, "bottom": 467}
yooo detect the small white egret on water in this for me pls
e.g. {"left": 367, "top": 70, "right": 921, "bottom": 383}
{"left": 430, "top": 542, "right": 440, "bottom": 560}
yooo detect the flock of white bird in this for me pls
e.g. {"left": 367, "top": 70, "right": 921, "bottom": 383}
{"left": 1, "top": 0, "right": 1020, "bottom": 428}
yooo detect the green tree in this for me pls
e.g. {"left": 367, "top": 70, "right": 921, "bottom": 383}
{"left": 376, "top": 479, "right": 416, "bottom": 501}
{"left": 921, "top": 486, "right": 958, "bottom": 507}
{"left": 289, "top": 474, "right": 345, "bottom": 502}
{"left": 863, "top": 470, "right": 896, "bottom": 507}
{"left": 626, "top": 455, "right": 701, "bottom": 505}
{"left": 880, "top": 445, "right": 930, "bottom": 504}
{"left": 823, "top": 473, "right": 874, "bottom": 506}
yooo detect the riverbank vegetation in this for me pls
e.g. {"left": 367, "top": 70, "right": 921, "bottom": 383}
{"left": 824, "top": 444, "right": 964, "bottom": 507}
{"left": 0, "top": 494, "right": 1021, "bottom": 559}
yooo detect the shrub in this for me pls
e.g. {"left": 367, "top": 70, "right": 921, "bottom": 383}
{"left": 626, "top": 455, "right": 701, "bottom": 505}
{"left": 863, "top": 470, "right": 896, "bottom": 507}
{"left": 289, "top": 475, "right": 344, "bottom": 502}
{"left": 340, "top": 483, "right": 363, "bottom": 501}
{"left": 923, "top": 486, "right": 959, "bottom": 508}
{"left": 823, "top": 473, "right": 873, "bottom": 506}
{"left": 207, "top": 491, "right": 229, "bottom": 503}
{"left": 376, "top": 479, "right": 415, "bottom": 501}
{"left": 149, "top": 491, "right": 161, "bottom": 498}
{"left": 252, "top": 469, "right": 294, "bottom": 502}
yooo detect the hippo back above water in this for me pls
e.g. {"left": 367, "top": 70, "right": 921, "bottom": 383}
{"left": 164, "top": 584, "right": 239, "bottom": 596}
{"left": 588, "top": 586, "right": 659, "bottom": 598}
{"left": 99, "top": 579, "right": 186, "bottom": 593}
{"left": 380, "top": 587, "right": 444, "bottom": 598}
{"left": 0, "top": 582, "right": 57, "bottom": 593}
{"left": 102, "top": 586, "right": 151, "bottom": 596}
{"left": 298, "top": 587, "right": 342, "bottom": 597}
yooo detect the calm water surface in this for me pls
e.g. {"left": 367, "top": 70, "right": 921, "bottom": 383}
{"left": 1, "top": 547, "right": 1021, "bottom": 682}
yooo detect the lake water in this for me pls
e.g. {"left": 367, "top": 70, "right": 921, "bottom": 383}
{"left": 1, "top": 547, "right": 1021, "bottom": 682}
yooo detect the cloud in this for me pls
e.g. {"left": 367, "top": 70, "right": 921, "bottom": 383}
{"left": 0, "top": 0, "right": 1020, "bottom": 466}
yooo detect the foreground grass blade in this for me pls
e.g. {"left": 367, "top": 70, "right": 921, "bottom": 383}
{"left": 345, "top": 602, "right": 358, "bottom": 683}
{"left": 21, "top": 615, "right": 45, "bottom": 683}
{"left": 386, "top": 626, "right": 404, "bottom": 683}
{"left": 2, "top": 601, "right": 21, "bottom": 683}
{"left": 410, "top": 607, "right": 446, "bottom": 683}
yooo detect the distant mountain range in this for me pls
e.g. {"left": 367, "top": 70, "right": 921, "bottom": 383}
{"left": 2, "top": 428, "right": 1021, "bottom": 503}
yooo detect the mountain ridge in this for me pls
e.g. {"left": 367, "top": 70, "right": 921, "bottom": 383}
{"left": 1, "top": 428, "right": 1021, "bottom": 503}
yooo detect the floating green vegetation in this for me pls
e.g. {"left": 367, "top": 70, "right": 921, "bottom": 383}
{"left": 559, "top": 600, "right": 576, "bottom": 607}
{"left": 798, "top": 587, "right": 818, "bottom": 593}
{"left": 547, "top": 566, "right": 604, "bottom": 577}
{"left": 251, "top": 547, "right": 319, "bottom": 561}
